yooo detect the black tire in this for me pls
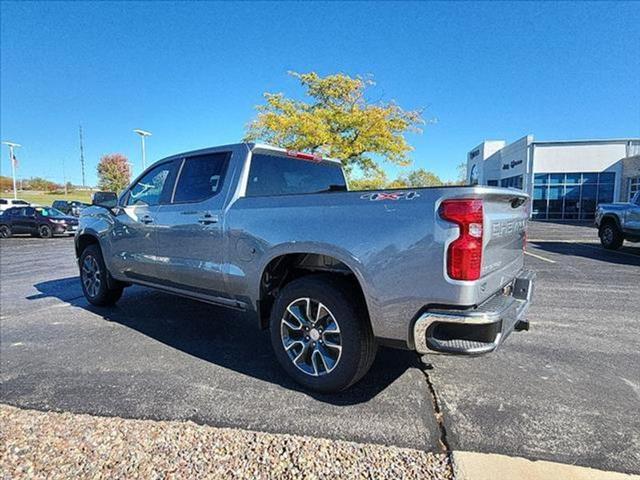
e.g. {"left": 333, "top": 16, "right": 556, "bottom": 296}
{"left": 0, "top": 224, "right": 12, "bottom": 238}
{"left": 79, "top": 244, "right": 124, "bottom": 306}
{"left": 599, "top": 222, "right": 623, "bottom": 250}
{"left": 38, "top": 224, "right": 53, "bottom": 238}
{"left": 269, "top": 274, "right": 377, "bottom": 393}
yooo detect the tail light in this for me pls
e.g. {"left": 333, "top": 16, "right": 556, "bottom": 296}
{"left": 439, "top": 199, "right": 483, "bottom": 281}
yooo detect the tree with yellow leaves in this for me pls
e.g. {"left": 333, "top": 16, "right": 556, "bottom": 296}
{"left": 244, "top": 71, "right": 424, "bottom": 178}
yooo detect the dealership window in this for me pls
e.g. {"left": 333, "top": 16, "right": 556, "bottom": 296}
{"left": 532, "top": 172, "right": 615, "bottom": 220}
{"left": 487, "top": 180, "right": 498, "bottom": 186}
{"left": 500, "top": 175, "right": 523, "bottom": 189}
{"left": 629, "top": 177, "right": 640, "bottom": 201}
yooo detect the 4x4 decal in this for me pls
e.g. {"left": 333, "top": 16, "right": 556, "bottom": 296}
{"left": 360, "top": 191, "right": 421, "bottom": 201}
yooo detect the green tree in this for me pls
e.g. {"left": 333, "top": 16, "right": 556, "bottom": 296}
{"left": 28, "top": 177, "right": 57, "bottom": 191}
{"left": 455, "top": 162, "right": 467, "bottom": 185}
{"left": 0, "top": 176, "right": 13, "bottom": 191}
{"left": 398, "top": 168, "right": 443, "bottom": 187}
{"left": 349, "top": 168, "right": 443, "bottom": 190}
{"left": 97, "top": 153, "right": 131, "bottom": 193}
{"left": 348, "top": 172, "right": 389, "bottom": 191}
{"left": 245, "top": 71, "right": 424, "bottom": 177}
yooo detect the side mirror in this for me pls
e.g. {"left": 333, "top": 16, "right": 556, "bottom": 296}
{"left": 92, "top": 191, "right": 118, "bottom": 209}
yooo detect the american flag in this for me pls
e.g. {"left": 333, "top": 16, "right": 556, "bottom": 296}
{"left": 11, "top": 153, "right": 18, "bottom": 167}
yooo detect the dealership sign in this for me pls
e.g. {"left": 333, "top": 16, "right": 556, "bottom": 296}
{"left": 502, "top": 159, "right": 523, "bottom": 170}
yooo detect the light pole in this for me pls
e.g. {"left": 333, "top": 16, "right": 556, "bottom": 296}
{"left": 2, "top": 141, "right": 21, "bottom": 199}
{"left": 133, "top": 129, "right": 152, "bottom": 171}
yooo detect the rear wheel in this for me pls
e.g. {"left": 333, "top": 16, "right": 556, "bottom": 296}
{"left": 79, "top": 244, "right": 124, "bottom": 306}
{"left": 599, "top": 222, "right": 623, "bottom": 250}
{"left": 0, "top": 225, "right": 12, "bottom": 238}
{"left": 269, "top": 274, "right": 377, "bottom": 393}
{"left": 38, "top": 224, "right": 53, "bottom": 238}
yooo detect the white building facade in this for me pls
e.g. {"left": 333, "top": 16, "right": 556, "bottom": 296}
{"left": 467, "top": 136, "right": 640, "bottom": 220}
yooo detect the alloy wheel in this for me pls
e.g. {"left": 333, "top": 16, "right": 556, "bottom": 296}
{"left": 81, "top": 255, "right": 102, "bottom": 298}
{"left": 280, "top": 297, "right": 342, "bottom": 377}
{"left": 602, "top": 226, "right": 614, "bottom": 245}
{"left": 0, "top": 226, "right": 10, "bottom": 238}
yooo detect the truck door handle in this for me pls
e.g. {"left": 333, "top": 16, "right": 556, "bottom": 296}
{"left": 140, "top": 215, "right": 154, "bottom": 224}
{"left": 198, "top": 213, "right": 218, "bottom": 225}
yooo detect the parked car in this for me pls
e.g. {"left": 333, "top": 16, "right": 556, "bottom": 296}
{"left": 52, "top": 200, "right": 90, "bottom": 217}
{"left": 0, "top": 198, "right": 30, "bottom": 212}
{"left": 595, "top": 192, "right": 640, "bottom": 249}
{"left": 0, "top": 206, "right": 79, "bottom": 238}
{"left": 76, "top": 143, "right": 535, "bottom": 392}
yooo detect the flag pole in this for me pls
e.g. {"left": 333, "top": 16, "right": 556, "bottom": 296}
{"left": 10, "top": 146, "right": 17, "bottom": 199}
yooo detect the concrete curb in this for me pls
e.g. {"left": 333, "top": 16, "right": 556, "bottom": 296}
{"left": 452, "top": 451, "right": 640, "bottom": 480}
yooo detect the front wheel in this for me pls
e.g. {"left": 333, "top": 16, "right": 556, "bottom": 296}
{"left": 269, "top": 274, "right": 377, "bottom": 393}
{"left": 79, "top": 244, "right": 124, "bottom": 306}
{"left": 38, "top": 224, "right": 53, "bottom": 238}
{"left": 599, "top": 222, "right": 623, "bottom": 250}
{"left": 0, "top": 225, "right": 12, "bottom": 238}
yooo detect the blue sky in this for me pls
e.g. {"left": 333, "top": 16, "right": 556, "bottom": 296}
{"left": 1, "top": 1, "right": 639, "bottom": 186}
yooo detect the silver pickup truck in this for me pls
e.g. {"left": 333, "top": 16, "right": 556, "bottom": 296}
{"left": 77, "top": 143, "right": 535, "bottom": 392}
{"left": 595, "top": 192, "right": 640, "bottom": 249}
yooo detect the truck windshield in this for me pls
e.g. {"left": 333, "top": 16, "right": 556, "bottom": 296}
{"left": 246, "top": 153, "right": 347, "bottom": 197}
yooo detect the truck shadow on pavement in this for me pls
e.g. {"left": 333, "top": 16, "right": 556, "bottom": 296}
{"left": 29, "top": 277, "right": 418, "bottom": 406}
{"left": 530, "top": 241, "right": 640, "bottom": 266}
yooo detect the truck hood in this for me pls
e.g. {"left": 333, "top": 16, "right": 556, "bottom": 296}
{"left": 597, "top": 202, "right": 633, "bottom": 211}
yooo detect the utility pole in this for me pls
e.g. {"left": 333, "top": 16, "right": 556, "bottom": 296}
{"left": 62, "top": 156, "right": 68, "bottom": 197}
{"left": 2, "top": 141, "right": 21, "bottom": 199}
{"left": 79, "top": 125, "right": 86, "bottom": 187}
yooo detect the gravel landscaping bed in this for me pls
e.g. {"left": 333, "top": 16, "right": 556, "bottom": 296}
{"left": 0, "top": 404, "right": 452, "bottom": 479}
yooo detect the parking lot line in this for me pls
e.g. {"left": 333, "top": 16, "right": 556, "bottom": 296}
{"left": 527, "top": 239, "right": 599, "bottom": 244}
{"left": 524, "top": 250, "right": 556, "bottom": 263}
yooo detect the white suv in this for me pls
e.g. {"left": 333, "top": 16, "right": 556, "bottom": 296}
{"left": 0, "top": 198, "right": 31, "bottom": 212}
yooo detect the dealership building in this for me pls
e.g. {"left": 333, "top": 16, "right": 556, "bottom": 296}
{"left": 466, "top": 136, "right": 640, "bottom": 220}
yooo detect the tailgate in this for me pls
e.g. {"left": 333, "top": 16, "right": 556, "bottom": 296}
{"left": 481, "top": 191, "right": 529, "bottom": 277}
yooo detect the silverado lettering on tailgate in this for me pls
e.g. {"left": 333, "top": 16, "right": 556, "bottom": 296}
{"left": 491, "top": 218, "right": 526, "bottom": 239}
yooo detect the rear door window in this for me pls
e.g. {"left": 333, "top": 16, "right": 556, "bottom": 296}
{"left": 246, "top": 153, "right": 346, "bottom": 197}
{"left": 172, "top": 152, "right": 230, "bottom": 203}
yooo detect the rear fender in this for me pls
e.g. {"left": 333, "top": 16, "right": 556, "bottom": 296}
{"left": 254, "top": 242, "right": 375, "bottom": 322}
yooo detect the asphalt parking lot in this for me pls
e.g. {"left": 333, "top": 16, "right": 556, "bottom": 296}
{"left": 1, "top": 222, "right": 639, "bottom": 474}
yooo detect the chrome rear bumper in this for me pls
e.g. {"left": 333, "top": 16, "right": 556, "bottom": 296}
{"left": 414, "top": 269, "right": 535, "bottom": 355}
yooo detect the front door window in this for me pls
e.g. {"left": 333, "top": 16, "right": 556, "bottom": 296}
{"left": 126, "top": 163, "right": 174, "bottom": 207}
